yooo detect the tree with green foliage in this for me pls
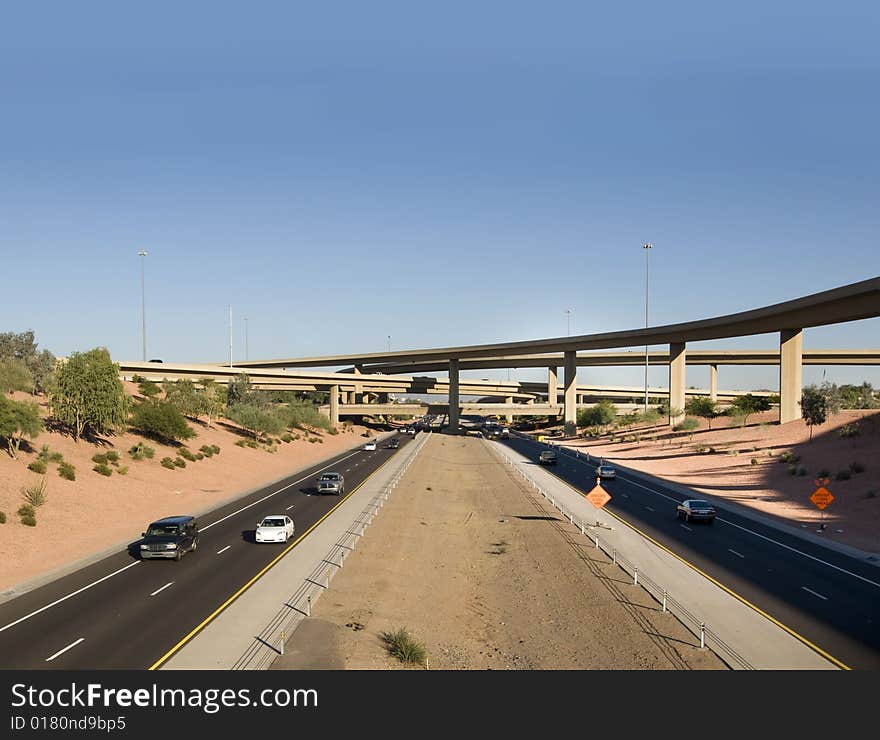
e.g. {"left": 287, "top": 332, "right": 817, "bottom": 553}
{"left": 0, "top": 396, "right": 43, "bottom": 458}
{"left": 226, "top": 373, "right": 253, "bottom": 407}
{"left": 283, "top": 401, "right": 331, "bottom": 431}
{"left": 130, "top": 399, "right": 195, "bottom": 443}
{"left": 137, "top": 378, "right": 162, "bottom": 398}
{"left": 199, "top": 378, "right": 226, "bottom": 427}
{"left": 800, "top": 386, "right": 829, "bottom": 442}
{"left": 0, "top": 331, "right": 56, "bottom": 394}
{"left": 50, "top": 348, "right": 128, "bottom": 441}
{"left": 685, "top": 396, "right": 718, "bottom": 429}
{"left": 163, "top": 379, "right": 202, "bottom": 419}
{"left": 637, "top": 408, "right": 662, "bottom": 427}
{"left": 836, "top": 382, "right": 876, "bottom": 409}
{"left": 728, "top": 394, "right": 771, "bottom": 426}
{"left": 576, "top": 400, "right": 617, "bottom": 430}
{"left": 0, "top": 358, "right": 33, "bottom": 394}
{"left": 226, "top": 402, "right": 285, "bottom": 440}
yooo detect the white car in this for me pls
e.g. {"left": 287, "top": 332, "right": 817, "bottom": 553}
{"left": 363, "top": 440, "right": 377, "bottom": 451}
{"left": 597, "top": 464, "right": 617, "bottom": 480}
{"left": 255, "top": 515, "right": 295, "bottom": 543}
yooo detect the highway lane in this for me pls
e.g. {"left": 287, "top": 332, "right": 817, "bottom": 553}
{"left": 501, "top": 435, "right": 880, "bottom": 670}
{"left": 0, "top": 432, "right": 416, "bottom": 669}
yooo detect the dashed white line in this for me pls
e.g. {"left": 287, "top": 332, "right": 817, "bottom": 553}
{"left": 0, "top": 561, "right": 141, "bottom": 634}
{"left": 285, "top": 505, "right": 294, "bottom": 511}
{"left": 46, "top": 637, "right": 85, "bottom": 662}
{"left": 150, "top": 582, "right": 174, "bottom": 597}
{"left": 729, "top": 549, "right": 745, "bottom": 558}
{"left": 801, "top": 586, "right": 829, "bottom": 601}
{"left": 680, "top": 524, "right": 692, "bottom": 531}
{"left": 216, "top": 545, "right": 231, "bottom": 555}
{"left": 645, "top": 506, "right": 655, "bottom": 512}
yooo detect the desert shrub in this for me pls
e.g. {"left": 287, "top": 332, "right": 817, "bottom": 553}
{"left": 173, "top": 457, "right": 186, "bottom": 468}
{"left": 58, "top": 462, "right": 76, "bottom": 481}
{"left": 105, "top": 450, "right": 120, "bottom": 465}
{"left": 246, "top": 439, "right": 258, "bottom": 448}
{"left": 317, "top": 438, "right": 323, "bottom": 443}
{"left": 178, "top": 447, "right": 196, "bottom": 462}
{"left": 117, "top": 465, "right": 129, "bottom": 475}
{"left": 93, "top": 463, "right": 112, "bottom": 476}
{"left": 130, "top": 399, "right": 195, "bottom": 443}
{"left": 695, "top": 445, "right": 707, "bottom": 454}
{"left": 211, "top": 445, "right": 220, "bottom": 454}
{"left": 195, "top": 453, "right": 204, "bottom": 460}
{"left": 751, "top": 458, "right": 759, "bottom": 465}
{"left": 27, "top": 459, "right": 47, "bottom": 474}
{"left": 850, "top": 461, "right": 865, "bottom": 474}
{"left": 37, "top": 443, "right": 51, "bottom": 460}
{"left": 92, "top": 452, "right": 109, "bottom": 465}
{"left": 235, "top": 439, "right": 248, "bottom": 447}
{"left": 22, "top": 477, "right": 48, "bottom": 507}
{"left": 17, "top": 504, "right": 35, "bottom": 518}
{"left": 21, "top": 515, "right": 37, "bottom": 527}
{"left": 48, "top": 451, "right": 63, "bottom": 463}
{"left": 838, "top": 423, "right": 860, "bottom": 439}
{"left": 787, "top": 465, "right": 798, "bottom": 476}
{"left": 0, "top": 512, "right": 5, "bottom": 524}
{"left": 199, "top": 444, "right": 215, "bottom": 457}
{"left": 727, "top": 449, "right": 740, "bottom": 457}
{"left": 129, "top": 442, "right": 156, "bottom": 461}
{"left": 264, "top": 445, "right": 278, "bottom": 454}
{"left": 780, "top": 451, "right": 800, "bottom": 464}
{"left": 280, "top": 433, "right": 292, "bottom": 443}
{"left": 308, "top": 437, "right": 318, "bottom": 443}
{"left": 817, "top": 469, "right": 831, "bottom": 478}
{"left": 328, "top": 427, "right": 338, "bottom": 435}
{"left": 160, "top": 457, "right": 176, "bottom": 469}
{"left": 835, "top": 469, "right": 851, "bottom": 481}
{"left": 379, "top": 627, "right": 427, "bottom": 665}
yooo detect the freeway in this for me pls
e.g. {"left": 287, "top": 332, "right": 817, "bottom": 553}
{"left": 500, "top": 434, "right": 880, "bottom": 669}
{"left": 0, "top": 432, "right": 416, "bottom": 669}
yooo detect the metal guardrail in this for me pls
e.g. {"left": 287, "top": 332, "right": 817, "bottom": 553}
{"left": 487, "top": 439, "right": 753, "bottom": 670}
{"left": 232, "top": 430, "right": 433, "bottom": 669}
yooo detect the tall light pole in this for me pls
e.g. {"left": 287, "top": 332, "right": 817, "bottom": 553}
{"left": 387, "top": 335, "right": 391, "bottom": 353}
{"left": 565, "top": 308, "right": 573, "bottom": 336}
{"left": 244, "top": 317, "right": 249, "bottom": 361}
{"left": 643, "top": 242, "right": 652, "bottom": 412}
{"left": 138, "top": 250, "right": 148, "bottom": 361}
{"left": 228, "top": 305, "right": 233, "bottom": 369}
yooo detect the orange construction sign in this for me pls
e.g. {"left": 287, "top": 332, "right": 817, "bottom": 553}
{"left": 585, "top": 481, "right": 611, "bottom": 509}
{"left": 810, "top": 478, "right": 834, "bottom": 510}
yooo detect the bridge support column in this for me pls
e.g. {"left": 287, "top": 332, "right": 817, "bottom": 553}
{"left": 378, "top": 392, "right": 389, "bottom": 404}
{"left": 448, "top": 359, "right": 460, "bottom": 433}
{"left": 709, "top": 364, "right": 718, "bottom": 402}
{"left": 353, "top": 365, "right": 363, "bottom": 404}
{"left": 669, "top": 342, "right": 686, "bottom": 426}
{"left": 505, "top": 396, "right": 513, "bottom": 423}
{"left": 329, "top": 385, "right": 339, "bottom": 425}
{"left": 564, "top": 351, "right": 577, "bottom": 436}
{"left": 548, "top": 366, "right": 558, "bottom": 405}
{"left": 779, "top": 329, "right": 803, "bottom": 424}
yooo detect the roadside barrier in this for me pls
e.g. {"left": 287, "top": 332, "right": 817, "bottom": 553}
{"left": 485, "top": 438, "right": 753, "bottom": 670}
{"left": 232, "top": 430, "right": 433, "bottom": 669}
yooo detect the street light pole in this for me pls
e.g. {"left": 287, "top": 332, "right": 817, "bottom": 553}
{"left": 244, "top": 317, "right": 249, "bottom": 361}
{"left": 138, "top": 250, "right": 148, "bottom": 361}
{"left": 565, "top": 308, "right": 573, "bottom": 336}
{"left": 387, "top": 335, "right": 391, "bottom": 353}
{"left": 643, "top": 243, "right": 652, "bottom": 412}
{"left": 228, "top": 305, "right": 233, "bottom": 369}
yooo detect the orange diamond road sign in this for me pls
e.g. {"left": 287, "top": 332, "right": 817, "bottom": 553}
{"left": 586, "top": 482, "right": 611, "bottom": 509}
{"left": 810, "top": 484, "right": 834, "bottom": 510}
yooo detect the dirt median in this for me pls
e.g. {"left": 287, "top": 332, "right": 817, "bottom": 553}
{"left": 274, "top": 434, "right": 727, "bottom": 670}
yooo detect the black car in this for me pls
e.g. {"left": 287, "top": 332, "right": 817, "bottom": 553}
{"left": 538, "top": 450, "right": 558, "bottom": 465}
{"left": 139, "top": 515, "right": 199, "bottom": 560}
{"left": 676, "top": 499, "right": 716, "bottom": 524}
{"left": 388, "top": 438, "right": 400, "bottom": 449}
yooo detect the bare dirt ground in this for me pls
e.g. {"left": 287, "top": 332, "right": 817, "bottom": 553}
{"left": 276, "top": 435, "right": 726, "bottom": 670}
{"left": 0, "top": 384, "right": 378, "bottom": 594}
{"left": 545, "top": 409, "right": 880, "bottom": 556}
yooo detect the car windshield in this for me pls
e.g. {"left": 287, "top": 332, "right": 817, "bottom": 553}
{"left": 260, "top": 518, "right": 285, "bottom": 528}
{"left": 320, "top": 474, "right": 339, "bottom": 480}
{"left": 146, "top": 524, "right": 179, "bottom": 536}
{"left": 689, "top": 501, "right": 711, "bottom": 508}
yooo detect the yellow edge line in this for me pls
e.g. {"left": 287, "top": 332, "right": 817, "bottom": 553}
{"left": 538, "top": 462, "right": 851, "bottom": 670}
{"left": 148, "top": 447, "right": 403, "bottom": 670}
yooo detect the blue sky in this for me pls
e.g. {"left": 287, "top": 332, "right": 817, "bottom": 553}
{"left": 1, "top": 1, "right": 878, "bottom": 392}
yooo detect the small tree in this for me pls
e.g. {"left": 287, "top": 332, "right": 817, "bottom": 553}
{"left": 50, "top": 348, "right": 128, "bottom": 441}
{"left": 673, "top": 416, "right": 700, "bottom": 444}
{"left": 199, "top": 378, "right": 225, "bottom": 427}
{"left": 137, "top": 378, "right": 162, "bottom": 398}
{"left": 226, "top": 402, "right": 285, "bottom": 440}
{"left": 637, "top": 408, "right": 662, "bottom": 427}
{"left": 685, "top": 397, "right": 718, "bottom": 430}
{"left": 130, "top": 399, "right": 195, "bottom": 443}
{"left": 0, "top": 396, "right": 43, "bottom": 458}
{"left": 226, "top": 373, "right": 253, "bottom": 407}
{"left": 0, "top": 331, "right": 55, "bottom": 394}
{"left": 0, "top": 358, "right": 33, "bottom": 394}
{"left": 728, "top": 394, "right": 771, "bottom": 426}
{"left": 800, "top": 386, "right": 829, "bottom": 442}
{"left": 164, "top": 379, "right": 202, "bottom": 420}
{"left": 576, "top": 401, "right": 617, "bottom": 431}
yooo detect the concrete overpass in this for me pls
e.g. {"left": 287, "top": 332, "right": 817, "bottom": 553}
{"left": 230, "top": 277, "right": 880, "bottom": 432}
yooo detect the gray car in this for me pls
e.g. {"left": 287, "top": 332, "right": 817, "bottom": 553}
{"left": 676, "top": 499, "right": 716, "bottom": 524}
{"left": 317, "top": 472, "right": 345, "bottom": 495}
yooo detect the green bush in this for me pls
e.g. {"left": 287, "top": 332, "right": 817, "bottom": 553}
{"left": 17, "top": 504, "right": 35, "bottom": 518}
{"left": 780, "top": 451, "right": 800, "bottom": 464}
{"left": 38, "top": 443, "right": 51, "bottom": 460}
{"left": 835, "top": 469, "right": 851, "bottom": 481}
{"left": 160, "top": 457, "right": 176, "bottom": 469}
{"left": 281, "top": 433, "right": 293, "bottom": 443}
{"left": 0, "top": 512, "right": 5, "bottom": 524}
{"left": 246, "top": 439, "right": 258, "bottom": 449}
{"left": 838, "top": 423, "right": 860, "bottom": 439}
{"left": 195, "top": 452, "right": 204, "bottom": 460}
{"left": 23, "top": 477, "right": 48, "bottom": 507}
{"left": 199, "top": 445, "right": 215, "bottom": 457}
{"left": 379, "top": 627, "right": 427, "bottom": 665}
{"left": 48, "top": 451, "right": 64, "bottom": 463}
{"left": 117, "top": 466, "right": 129, "bottom": 475}
{"left": 173, "top": 457, "right": 186, "bottom": 468}
{"left": 751, "top": 458, "right": 759, "bottom": 465}
{"left": 328, "top": 427, "right": 338, "bottom": 435}
{"left": 130, "top": 399, "right": 196, "bottom": 443}
{"left": 235, "top": 439, "right": 248, "bottom": 447}
{"left": 92, "top": 453, "right": 109, "bottom": 465}
{"left": 105, "top": 450, "right": 120, "bottom": 465}
{"left": 27, "top": 459, "right": 47, "bottom": 474}
{"left": 849, "top": 462, "right": 865, "bottom": 474}
{"left": 211, "top": 445, "right": 220, "bottom": 454}
{"left": 178, "top": 447, "right": 196, "bottom": 462}
{"left": 129, "top": 442, "right": 156, "bottom": 461}
{"left": 21, "top": 514, "right": 37, "bottom": 527}
{"left": 93, "top": 463, "right": 112, "bottom": 476}
{"left": 58, "top": 462, "right": 76, "bottom": 481}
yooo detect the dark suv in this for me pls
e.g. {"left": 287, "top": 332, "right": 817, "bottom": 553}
{"left": 139, "top": 516, "right": 199, "bottom": 560}
{"left": 538, "top": 450, "right": 558, "bottom": 465}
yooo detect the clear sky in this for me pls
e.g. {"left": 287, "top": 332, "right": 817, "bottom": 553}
{"left": 2, "top": 1, "right": 878, "bottom": 393}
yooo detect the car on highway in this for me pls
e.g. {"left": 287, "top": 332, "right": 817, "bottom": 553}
{"left": 538, "top": 450, "right": 558, "bottom": 465}
{"left": 676, "top": 499, "right": 716, "bottom": 524}
{"left": 255, "top": 515, "right": 295, "bottom": 543}
{"left": 499, "top": 427, "right": 510, "bottom": 439}
{"left": 363, "top": 440, "right": 377, "bottom": 450}
{"left": 596, "top": 464, "right": 617, "bottom": 479}
{"left": 317, "top": 472, "right": 345, "bottom": 495}
{"left": 387, "top": 438, "right": 400, "bottom": 449}
{"left": 140, "top": 515, "right": 199, "bottom": 561}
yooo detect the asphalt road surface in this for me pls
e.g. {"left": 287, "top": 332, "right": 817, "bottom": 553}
{"left": 0, "top": 432, "right": 416, "bottom": 669}
{"left": 501, "top": 434, "right": 880, "bottom": 670}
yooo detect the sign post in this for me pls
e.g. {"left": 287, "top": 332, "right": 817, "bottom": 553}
{"left": 809, "top": 478, "right": 834, "bottom": 533}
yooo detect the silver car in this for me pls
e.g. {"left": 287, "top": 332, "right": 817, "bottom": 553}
{"left": 317, "top": 472, "right": 344, "bottom": 495}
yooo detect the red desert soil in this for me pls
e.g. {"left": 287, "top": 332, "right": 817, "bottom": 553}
{"left": 0, "top": 384, "right": 378, "bottom": 595}
{"left": 547, "top": 409, "right": 880, "bottom": 555}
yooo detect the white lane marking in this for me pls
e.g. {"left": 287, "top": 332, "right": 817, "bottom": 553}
{"left": 150, "top": 582, "right": 174, "bottom": 597}
{"left": 0, "top": 561, "right": 141, "bottom": 634}
{"left": 216, "top": 545, "right": 231, "bottom": 555}
{"left": 621, "top": 493, "right": 629, "bottom": 498}
{"left": 285, "top": 505, "right": 294, "bottom": 511}
{"left": 645, "top": 506, "right": 655, "bottom": 512}
{"left": 582, "top": 462, "right": 880, "bottom": 591}
{"left": 680, "top": 524, "right": 692, "bottom": 532}
{"left": 46, "top": 637, "right": 85, "bottom": 662}
{"left": 728, "top": 549, "right": 745, "bottom": 558}
{"left": 802, "top": 586, "right": 829, "bottom": 601}
{"left": 202, "top": 450, "right": 360, "bottom": 532}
